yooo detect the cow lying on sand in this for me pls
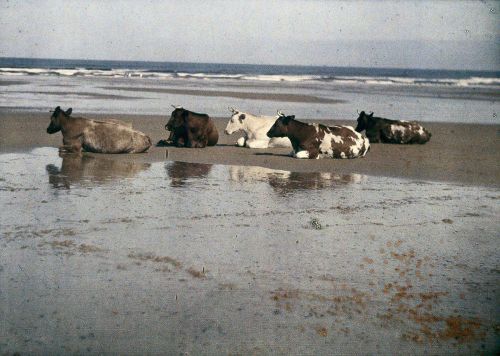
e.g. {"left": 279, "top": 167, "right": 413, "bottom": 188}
{"left": 224, "top": 108, "right": 291, "bottom": 148}
{"left": 355, "top": 111, "right": 431, "bottom": 144}
{"left": 164, "top": 106, "right": 218, "bottom": 148}
{"left": 46, "top": 106, "right": 151, "bottom": 153}
{"left": 267, "top": 112, "right": 370, "bottom": 159}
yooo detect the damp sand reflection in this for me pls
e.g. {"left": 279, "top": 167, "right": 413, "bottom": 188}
{"left": 0, "top": 149, "right": 498, "bottom": 354}
{"left": 45, "top": 153, "right": 151, "bottom": 189}
{"left": 228, "top": 165, "right": 366, "bottom": 194}
{"left": 166, "top": 161, "right": 212, "bottom": 187}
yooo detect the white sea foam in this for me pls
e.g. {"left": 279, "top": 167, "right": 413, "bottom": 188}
{"left": 0, "top": 67, "right": 499, "bottom": 88}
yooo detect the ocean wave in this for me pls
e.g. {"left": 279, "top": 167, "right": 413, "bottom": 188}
{"left": 1, "top": 67, "right": 499, "bottom": 88}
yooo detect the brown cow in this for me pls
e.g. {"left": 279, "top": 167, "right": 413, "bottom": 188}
{"left": 164, "top": 106, "right": 218, "bottom": 148}
{"left": 47, "top": 106, "right": 151, "bottom": 153}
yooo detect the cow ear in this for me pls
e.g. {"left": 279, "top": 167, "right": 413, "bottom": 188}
{"left": 282, "top": 116, "right": 293, "bottom": 124}
{"left": 65, "top": 108, "right": 72, "bottom": 116}
{"left": 238, "top": 114, "right": 245, "bottom": 123}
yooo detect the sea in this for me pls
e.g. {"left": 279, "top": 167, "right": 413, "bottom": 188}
{"left": 0, "top": 57, "right": 499, "bottom": 123}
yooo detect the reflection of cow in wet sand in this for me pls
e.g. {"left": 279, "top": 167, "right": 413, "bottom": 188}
{"left": 228, "top": 165, "right": 366, "bottom": 194}
{"left": 166, "top": 161, "right": 213, "bottom": 187}
{"left": 46, "top": 154, "right": 151, "bottom": 189}
{"left": 268, "top": 171, "right": 366, "bottom": 194}
{"left": 229, "top": 165, "right": 290, "bottom": 184}
{"left": 47, "top": 106, "right": 151, "bottom": 153}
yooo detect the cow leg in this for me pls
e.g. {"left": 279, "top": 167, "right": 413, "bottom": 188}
{"left": 175, "top": 136, "right": 186, "bottom": 147}
{"left": 187, "top": 137, "right": 206, "bottom": 148}
{"left": 367, "top": 132, "right": 381, "bottom": 143}
{"left": 308, "top": 149, "right": 319, "bottom": 159}
{"left": 381, "top": 126, "right": 401, "bottom": 143}
{"left": 166, "top": 131, "right": 177, "bottom": 144}
{"left": 59, "top": 138, "right": 82, "bottom": 153}
{"left": 294, "top": 150, "right": 310, "bottom": 159}
{"left": 236, "top": 137, "right": 246, "bottom": 147}
{"left": 186, "top": 129, "right": 201, "bottom": 148}
{"left": 246, "top": 139, "right": 269, "bottom": 149}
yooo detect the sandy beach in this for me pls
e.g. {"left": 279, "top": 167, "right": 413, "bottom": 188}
{"left": 1, "top": 111, "right": 499, "bottom": 186}
{"left": 1, "top": 1, "right": 499, "bottom": 353}
{"left": 0, "top": 64, "right": 499, "bottom": 355}
{"left": 0, "top": 107, "right": 499, "bottom": 354}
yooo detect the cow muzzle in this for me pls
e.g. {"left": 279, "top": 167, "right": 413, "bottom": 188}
{"left": 46, "top": 124, "right": 59, "bottom": 134}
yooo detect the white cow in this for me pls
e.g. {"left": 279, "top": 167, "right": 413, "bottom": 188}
{"left": 224, "top": 108, "right": 291, "bottom": 149}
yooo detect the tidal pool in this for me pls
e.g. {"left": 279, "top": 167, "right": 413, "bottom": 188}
{"left": 0, "top": 148, "right": 498, "bottom": 354}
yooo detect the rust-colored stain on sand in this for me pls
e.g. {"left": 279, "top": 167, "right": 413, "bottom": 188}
{"left": 315, "top": 326, "right": 328, "bottom": 337}
{"left": 127, "top": 252, "right": 182, "bottom": 268}
{"left": 187, "top": 267, "right": 207, "bottom": 278}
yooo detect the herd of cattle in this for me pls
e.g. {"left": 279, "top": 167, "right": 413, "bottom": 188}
{"left": 47, "top": 105, "right": 431, "bottom": 158}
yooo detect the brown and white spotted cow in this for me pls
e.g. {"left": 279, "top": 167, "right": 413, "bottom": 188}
{"left": 355, "top": 111, "right": 431, "bottom": 144}
{"left": 266, "top": 112, "right": 370, "bottom": 159}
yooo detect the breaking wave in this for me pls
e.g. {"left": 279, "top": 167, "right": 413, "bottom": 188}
{"left": 1, "top": 67, "right": 499, "bottom": 88}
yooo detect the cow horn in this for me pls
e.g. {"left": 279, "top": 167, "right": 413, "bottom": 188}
{"left": 171, "top": 104, "right": 183, "bottom": 109}
{"left": 228, "top": 107, "right": 236, "bottom": 113}
{"left": 357, "top": 109, "right": 360, "bottom": 114}
{"left": 277, "top": 110, "right": 285, "bottom": 117}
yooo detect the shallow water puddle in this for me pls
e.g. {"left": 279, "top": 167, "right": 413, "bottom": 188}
{"left": 0, "top": 148, "right": 499, "bottom": 354}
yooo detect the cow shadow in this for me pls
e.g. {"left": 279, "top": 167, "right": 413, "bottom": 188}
{"left": 165, "top": 161, "right": 213, "bottom": 187}
{"left": 254, "top": 152, "right": 291, "bottom": 157}
{"left": 46, "top": 153, "right": 151, "bottom": 189}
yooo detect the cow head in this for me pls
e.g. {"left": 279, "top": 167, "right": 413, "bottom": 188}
{"left": 355, "top": 111, "right": 373, "bottom": 132}
{"left": 166, "top": 106, "right": 186, "bottom": 131}
{"left": 47, "top": 106, "right": 72, "bottom": 134}
{"left": 224, "top": 107, "right": 246, "bottom": 135}
{"left": 266, "top": 111, "right": 295, "bottom": 138}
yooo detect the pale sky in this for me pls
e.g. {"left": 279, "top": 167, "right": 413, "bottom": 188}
{"left": 0, "top": 0, "right": 498, "bottom": 70}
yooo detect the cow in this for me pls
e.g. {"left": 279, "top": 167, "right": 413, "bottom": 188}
{"left": 355, "top": 111, "right": 431, "bottom": 144}
{"left": 46, "top": 106, "right": 152, "bottom": 154}
{"left": 164, "top": 106, "right": 218, "bottom": 148}
{"left": 224, "top": 108, "right": 291, "bottom": 148}
{"left": 266, "top": 111, "right": 370, "bottom": 159}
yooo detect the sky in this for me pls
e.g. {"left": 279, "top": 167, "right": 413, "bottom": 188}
{"left": 0, "top": 0, "right": 498, "bottom": 70}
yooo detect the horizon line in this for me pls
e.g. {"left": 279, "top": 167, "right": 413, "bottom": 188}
{"left": 0, "top": 56, "right": 498, "bottom": 73}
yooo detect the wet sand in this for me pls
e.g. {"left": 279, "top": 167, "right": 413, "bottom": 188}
{"left": 0, "top": 149, "right": 498, "bottom": 354}
{"left": 0, "top": 110, "right": 499, "bottom": 186}
{"left": 99, "top": 86, "right": 346, "bottom": 104}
